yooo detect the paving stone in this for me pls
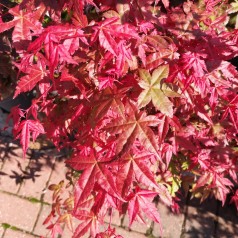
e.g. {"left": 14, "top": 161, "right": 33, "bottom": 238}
{"left": 0, "top": 140, "right": 21, "bottom": 160}
{"left": 18, "top": 153, "right": 54, "bottom": 199}
{"left": 43, "top": 159, "right": 68, "bottom": 204}
{"left": 216, "top": 201, "right": 238, "bottom": 238}
{"left": 122, "top": 214, "right": 151, "bottom": 234}
{"left": 0, "top": 140, "right": 19, "bottom": 161}
{"left": 3, "top": 229, "right": 35, "bottom": 238}
{"left": 104, "top": 210, "right": 122, "bottom": 227}
{"left": 182, "top": 197, "right": 217, "bottom": 238}
{"left": 0, "top": 192, "right": 40, "bottom": 232}
{"left": 153, "top": 202, "right": 184, "bottom": 238}
{"left": 33, "top": 205, "right": 51, "bottom": 237}
{"left": 0, "top": 148, "right": 29, "bottom": 194}
{"left": 111, "top": 226, "right": 147, "bottom": 238}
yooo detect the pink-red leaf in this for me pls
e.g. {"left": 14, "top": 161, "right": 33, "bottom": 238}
{"left": 105, "top": 103, "right": 162, "bottom": 160}
{"left": 14, "top": 65, "right": 46, "bottom": 98}
{"left": 0, "top": 5, "right": 43, "bottom": 42}
{"left": 16, "top": 120, "right": 45, "bottom": 157}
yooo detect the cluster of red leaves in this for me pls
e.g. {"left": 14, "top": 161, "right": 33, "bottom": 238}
{"left": 1, "top": 0, "right": 238, "bottom": 237}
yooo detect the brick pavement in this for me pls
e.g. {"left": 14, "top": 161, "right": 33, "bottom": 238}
{"left": 0, "top": 109, "right": 237, "bottom": 238}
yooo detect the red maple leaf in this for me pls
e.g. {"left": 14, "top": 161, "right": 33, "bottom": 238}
{"left": 66, "top": 148, "right": 122, "bottom": 212}
{"left": 27, "top": 26, "right": 80, "bottom": 76}
{"left": 46, "top": 222, "right": 63, "bottom": 238}
{"left": 221, "top": 95, "right": 238, "bottom": 132}
{"left": 3, "top": 1, "right": 238, "bottom": 238}
{"left": 7, "top": 106, "right": 25, "bottom": 136}
{"left": 105, "top": 102, "right": 162, "bottom": 161}
{"left": 16, "top": 119, "right": 45, "bottom": 157}
{"left": 115, "top": 151, "right": 171, "bottom": 205}
{"left": 127, "top": 187, "right": 162, "bottom": 234}
{"left": 181, "top": 52, "right": 207, "bottom": 77}
{"left": 73, "top": 210, "right": 99, "bottom": 238}
{"left": 96, "top": 226, "right": 123, "bottom": 238}
{"left": 90, "top": 87, "right": 126, "bottom": 126}
{"left": 0, "top": 5, "right": 43, "bottom": 42}
{"left": 14, "top": 64, "right": 46, "bottom": 98}
{"left": 91, "top": 17, "right": 138, "bottom": 56}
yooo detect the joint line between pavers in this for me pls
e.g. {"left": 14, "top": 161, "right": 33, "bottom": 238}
{"left": 32, "top": 153, "right": 59, "bottom": 234}
{"left": 1, "top": 228, "right": 6, "bottom": 238}
{"left": 40, "top": 155, "right": 57, "bottom": 204}
{"left": 146, "top": 221, "right": 154, "bottom": 237}
{"left": 1, "top": 223, "right": 41, "bottom": 238}
{"left": 31, "top": 157, "right": 57, "bottom": 233}
{"left": 31, "top": 203, "right": 44, "bottom": 234}
{"left": 0, "top": 190, "right": 50, "bottom": 205}
{"left": 120, "top": 214, "right": 125, "bottom": 227}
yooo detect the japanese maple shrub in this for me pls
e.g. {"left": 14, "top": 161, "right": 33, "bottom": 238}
{"left": 0, "top": 0, "right": 238, "bottom": 237}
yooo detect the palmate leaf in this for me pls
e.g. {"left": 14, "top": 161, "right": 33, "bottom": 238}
{"left": 27, "top": 25, "right": 80, "bottom": 76}
{"left": 116, "top": 152, "right": 172, "bottom": 205}
{"left": 91, "top": 18, "right": 120, "bottom": 56}
{"left": 66, "top": 149, "right": 122, "bottom": 212}
{"left": 127, "top": 188, "right": 163, "bottom": 232}
{"left": 4, "top": 0, "right": 238, "bottom": 237}
{"left": 222, "top": 95, "right": 238, "bottom": 132}
{"left": 73, "top": 210, "right": 98, "bottom": 238}
{"left": 16, "top": 119, "right": 45, "bottom": 157}
{"left": 46, "top": 223, "right": 63, "bottom": 238}
{"left": 14, "top": 65, "right": 46, "bottom": 98}
{"left": 91, "top": 17, "right": 138, "bottom": 56}
{"left": 116, "top": 152, "right": 156, "bottom": 197}
{"left": 105, "top": 102, "right": 162, "bottom": 161}
{"left": 0, "top": 5, "right": 43, "bottom": 42}
{"left": 90, "top": 88, "right": 126, "bottom": 127}
{"left": 228, "top": 0, "right": 238, "bottom": 14}
{"left": 137, "top": 65, "right": 180, "bottom": 118}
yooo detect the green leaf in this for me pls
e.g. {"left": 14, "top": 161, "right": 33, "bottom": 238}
{"left": 151, "top": 65, "right": 169, "bottom": 85}
{"left": 228, "top": 0, "right": 238, "bottom": 14}
{"left": 169, "top": 176, "right": 181, "bottom": 197}
{"left": 2, "top": 223, "right": 19, "bottom": 231}
{"left": 138, "top": 65, "right": 180, "bottom": 117}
